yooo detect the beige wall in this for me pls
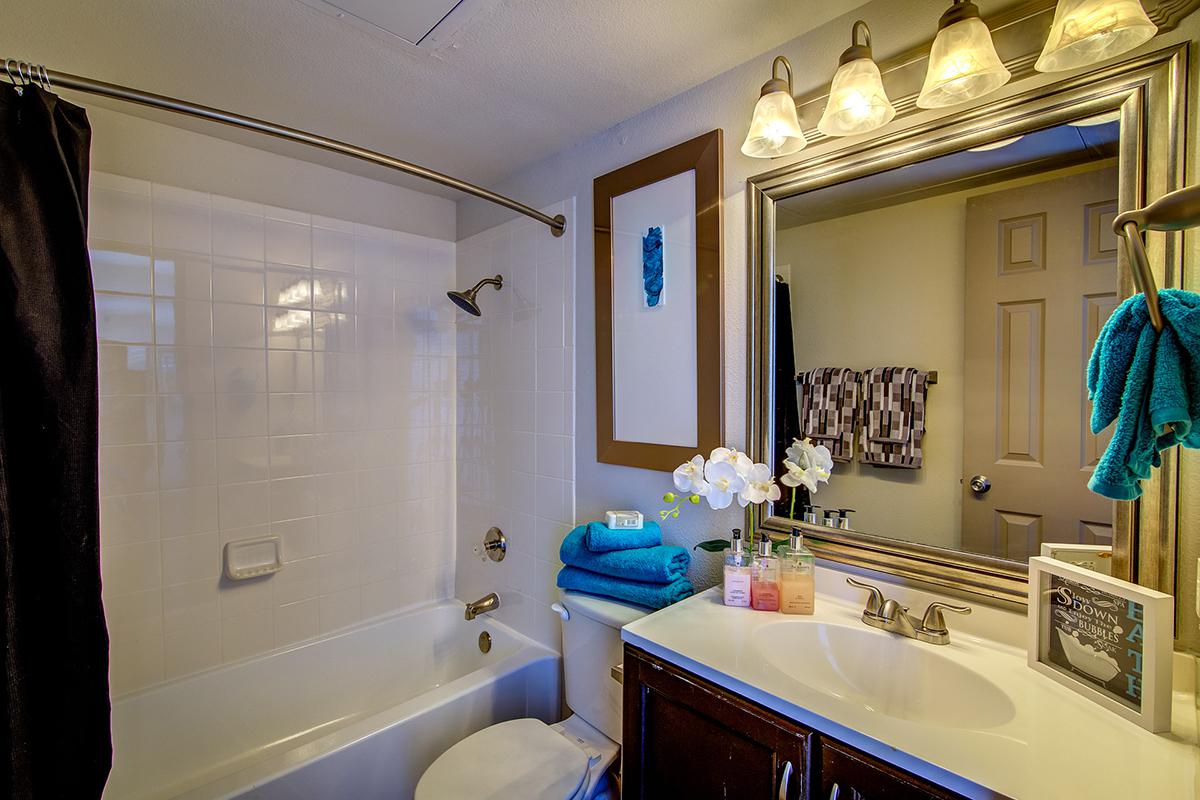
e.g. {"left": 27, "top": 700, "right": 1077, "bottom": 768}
{"left": 457, "top": 1, "right": 1200, "bottom": 647}
{"left": 777, "top": 193, "right": 967, "bottom": 549}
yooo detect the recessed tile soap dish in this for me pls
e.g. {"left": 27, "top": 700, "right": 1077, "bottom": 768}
{"left": 223, "top": 536, "right": 283, "bottom": 580}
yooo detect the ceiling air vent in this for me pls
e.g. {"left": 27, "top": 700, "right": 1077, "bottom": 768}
{"left": 296, "top": 0, "right": 468, "bottom": 47}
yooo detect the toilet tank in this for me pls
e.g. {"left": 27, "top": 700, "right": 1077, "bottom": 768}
{"left": 558, "top": 590, "right": 650, "bottom": 743}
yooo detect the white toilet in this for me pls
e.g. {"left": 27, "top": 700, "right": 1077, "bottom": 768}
{"left": 415, "top": 590, "right": 649, "bottom": 800}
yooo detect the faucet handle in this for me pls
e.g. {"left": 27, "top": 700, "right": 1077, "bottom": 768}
{"left": 920, "top": 601, "right": 971, "bottom": 633}
{"left": 845, "top": 577, "right": 884, "bottom": 615}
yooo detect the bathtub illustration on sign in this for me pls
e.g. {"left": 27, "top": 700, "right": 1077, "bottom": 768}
{"left": 643, "top": 226, "right": 664, "bottom": 307}
{"left": 1056, "top": 628, "right": 1122, "bottom": 682}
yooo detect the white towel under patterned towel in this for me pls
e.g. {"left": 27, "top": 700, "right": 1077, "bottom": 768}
{"left": 797, "top": 367, "right": 860, "bottom": 463}
{"left": 859, "top": 367, "right": 929, "bottom": 469}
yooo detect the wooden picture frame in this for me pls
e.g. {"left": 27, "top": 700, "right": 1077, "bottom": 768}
{"left": 1027, "top": 556, "right": 1173, "bottom": 732}
{"left": 594, "top": 130, "right": 724, "bottom": 472}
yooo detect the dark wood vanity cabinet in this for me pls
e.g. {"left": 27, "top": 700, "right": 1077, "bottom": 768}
{"left": 623, "top": 646, "right": 967, "bottom": 800}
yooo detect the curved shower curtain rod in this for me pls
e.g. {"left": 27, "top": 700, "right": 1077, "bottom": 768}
{"left": 1, "top": 59, "right": 566, "bottom": 238}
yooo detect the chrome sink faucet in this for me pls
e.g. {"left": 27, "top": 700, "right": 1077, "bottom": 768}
{"left": 465, "top": 592, "right": 501, "bottom": 620}
{"left": 845, "top": 578, "right": 971, "bottom": 646}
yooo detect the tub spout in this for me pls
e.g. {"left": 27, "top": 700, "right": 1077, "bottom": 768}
{"left": 465, "top": 592, "right": 500, "bottom": 621}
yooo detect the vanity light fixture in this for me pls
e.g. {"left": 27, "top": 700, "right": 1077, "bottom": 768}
{"left": 740, "top": 56, "right": 807, "bottom": 158}
{"left": 917, "top": 1, "right": 1011, "bottom": 109}
{"left": 817, "top": 21, "right": 896, "bottom": 138}
{"left": 1035, "top": 0, "right": 1156, "bottom": 73}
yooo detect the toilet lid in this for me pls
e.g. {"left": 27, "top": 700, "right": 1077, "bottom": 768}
{"left": 415, "top": 718, "right": 589, "bottom": 800}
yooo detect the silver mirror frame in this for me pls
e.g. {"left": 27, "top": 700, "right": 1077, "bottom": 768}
{"left": 747, "top": 45, "right": 1187, "bottom": 607}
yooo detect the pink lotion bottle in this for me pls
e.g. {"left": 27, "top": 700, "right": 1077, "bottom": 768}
{"left": 723, "top": 529, "right": 752, "bottom": 607}
{"left": 751, "top": 535, "right": 781, "bottom": 611}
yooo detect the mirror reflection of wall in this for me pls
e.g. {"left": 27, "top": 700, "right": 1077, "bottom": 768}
{"left": 772, "top": 116, "right": 1120, "bottom": 562}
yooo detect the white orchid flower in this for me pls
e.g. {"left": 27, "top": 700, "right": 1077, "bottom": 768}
{"left": 703, "top": 459, "right": 746, "bottom": 510}
{"left": 785, "top": 438, "right": 833, "bottom": 481}
{"left": 672, "top": 454, "right": 710, "bottom": 495}
{"left": 709, "top": 446, "right": 753, "bottom": 478}
{"left": 781, "top": 438, "right": 833, "bottom": 494}
{"left": 737, "top": 462, "right": 781, "bottom": 507}
{"left": 780, "top": 458, "right": 820, "bottom": 492}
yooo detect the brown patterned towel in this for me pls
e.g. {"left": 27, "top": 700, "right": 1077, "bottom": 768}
{"left": 797, "top": 367, "right": 860, "bottom": 463}
{"left": 859, "top": 367, "right": 929, "bottom": 469}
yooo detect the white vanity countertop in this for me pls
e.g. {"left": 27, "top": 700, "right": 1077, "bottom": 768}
{"left": 622, "top": 579, "right": 1199, "bottom": 800}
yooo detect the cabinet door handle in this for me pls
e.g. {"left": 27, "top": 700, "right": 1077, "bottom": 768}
{"left": 777, "top": 760, "right": 793, "bottom": 800}
{"left": 828, "top": 783, "right": 840, "bottom": 800}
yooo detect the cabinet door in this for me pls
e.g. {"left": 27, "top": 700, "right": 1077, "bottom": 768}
{"left": 623, "top": 645, "right": 810, "bottom": 800}
{"left": 818, "top": 739, "right": 963, "bottom": 800}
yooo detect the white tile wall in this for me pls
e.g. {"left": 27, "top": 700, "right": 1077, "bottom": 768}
{"left": 455, "top": 199, "right": 576, "bottom": 650}
{"left": 92, "top": 172, "right": 457, "bottom": 696}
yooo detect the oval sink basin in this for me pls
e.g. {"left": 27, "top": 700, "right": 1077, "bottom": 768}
{"left": 752, "top": 621, "right": 1016, "bottom": 729}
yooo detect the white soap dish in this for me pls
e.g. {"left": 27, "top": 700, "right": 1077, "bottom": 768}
{"left": 224, "top": 536, "right": 282, "bottom": 580}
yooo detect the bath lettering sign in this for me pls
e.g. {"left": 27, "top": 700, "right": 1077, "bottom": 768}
{"left": 1045, "top": 574, "right": 1143, "bottom": 710}
{"left": 1027, "top": 556, "right": 1173, "bottom": 732}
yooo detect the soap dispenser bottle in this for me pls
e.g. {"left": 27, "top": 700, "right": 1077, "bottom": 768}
{"left": 722, "top": 529, "right": 752, "bottom": 608}
{"left": 750, "top": 535, "right": 780, "bottom": 612}
{"left": 779, "top": 527, "right": 815, "bottom": 615}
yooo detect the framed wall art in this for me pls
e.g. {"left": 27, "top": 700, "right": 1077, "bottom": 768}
{"left": 593, "top": 130, "right": 724, "bottom": 471}
{"left": 1027, "top": 556, "right": 1173, "bottom": 732}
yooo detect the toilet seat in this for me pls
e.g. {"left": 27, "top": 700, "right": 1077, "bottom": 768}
{"left": 415, "top": 718, "right": 590, "bottom": 800}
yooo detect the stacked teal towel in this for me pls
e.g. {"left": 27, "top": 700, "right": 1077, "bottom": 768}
{"left": 559, "top": 526, "right": 688, "bottom": 583}
{"left": 583, "top": 519, "right": 661, "bottom": 551}
{"left": 1088, "top": 289, "right": 1200, "bottom": 499}
{"left": 556, "top": 520, "right": 693, "bottom": 610}
{"left": 557, "top": 566, "right": 694, "bottom": 609}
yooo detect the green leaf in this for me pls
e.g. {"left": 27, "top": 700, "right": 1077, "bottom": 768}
{"left": 693, "top": 539, "right": 731, "bottom": 553}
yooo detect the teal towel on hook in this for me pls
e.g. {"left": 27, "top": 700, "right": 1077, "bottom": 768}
{"left": 1087, "top": 289, "right": 1200, "bottom": 499}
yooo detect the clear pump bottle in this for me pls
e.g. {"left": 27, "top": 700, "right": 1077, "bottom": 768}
{"left": 722, "top": 529, "right": 752, "bottom": 608}
{"left": 779, "top": 527, "right": 815, "bottom": 615}
{"left": 750, "top": 535, "right": 780, "bottom": 611}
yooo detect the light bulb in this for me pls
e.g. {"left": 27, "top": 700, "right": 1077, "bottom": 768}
{"left": 918, "top": 3, "right": 1010, "bottom": 109}
{"left": 741, "top": 57, "right": 807, "bottom": 158}
{"left": 818, "top": 21, "right": 896, "bottom": 138}
{"left": 1036, "top": 0, "right": 1156, "bottom": 73}
{"left": 818, "top": 58, "right": 895, "bottom": 137}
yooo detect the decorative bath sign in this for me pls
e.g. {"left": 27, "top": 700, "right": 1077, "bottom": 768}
{"left": 1027, "top": 556, "right": 1173, "bottom": 732}
{"left": 642, "top": 226, "right": 664, "bottom": 307}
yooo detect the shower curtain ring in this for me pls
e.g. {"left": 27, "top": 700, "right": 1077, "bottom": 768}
{"left": 39, "top": 65, "right": 51, "bottom": 91}
{"left": 4, "top": 60, "right": 17, "bottom": 86}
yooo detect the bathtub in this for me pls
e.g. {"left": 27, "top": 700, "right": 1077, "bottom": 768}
{"left": 104, "top": 600, "right": 560, "bottom": 800}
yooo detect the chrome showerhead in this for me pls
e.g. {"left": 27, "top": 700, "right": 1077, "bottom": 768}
{"left": 448, "top": 274, "right": 503, "bottom": 317}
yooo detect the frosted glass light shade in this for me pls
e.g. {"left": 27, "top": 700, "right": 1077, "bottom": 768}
{"left": 1035, "top": 0, "right": 1157, "bottom": 73}
{"left": 817, "top": 58, "right": 896, "bottom": 137}
{"left": 741, "top": 90, "right": 807, "bottom": 158}
{"left": 917, "top": 17, "right": 1011, "bottom": 108}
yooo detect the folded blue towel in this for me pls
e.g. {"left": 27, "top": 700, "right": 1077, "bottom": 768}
{"left": 556, "top": 565, "right": 693, "bottom": 610}
{"left": 1087, "top": 289, "right": 1200, "bottom": 499}
{"left": 560, "top": 527, "right": 689, "bottom": 583}
{"left": 581, "top": 519, "right": 661, "bottom": 552}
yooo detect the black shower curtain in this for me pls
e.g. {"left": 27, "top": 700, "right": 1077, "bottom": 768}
{"left": 0, "top": 84, "right": 112, "bottom": 798}
{"left": 773, "top": 278, "right": 807, "bottom": 516}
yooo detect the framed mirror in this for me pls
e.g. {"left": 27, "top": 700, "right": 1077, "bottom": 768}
{"left": 747, "top": 45, "right": 1186, "bottom": 606}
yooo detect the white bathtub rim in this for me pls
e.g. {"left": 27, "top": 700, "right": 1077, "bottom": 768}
{"left": 171, "top": 641, "right": 558, "bottom": 800}
{"left": 112, "top": 597, "right": 454, "bottom": 703}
